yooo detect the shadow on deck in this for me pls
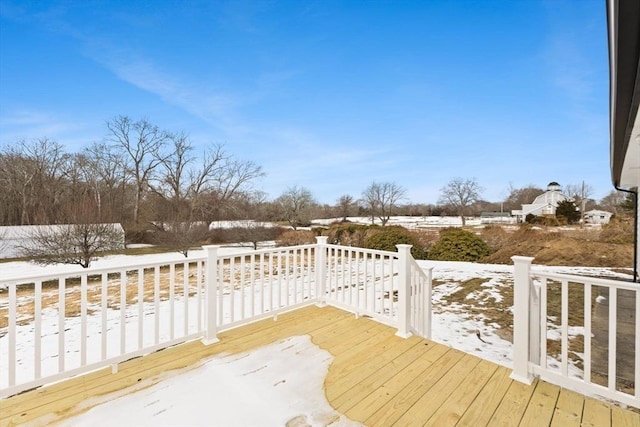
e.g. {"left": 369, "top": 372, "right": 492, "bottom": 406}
{"left": 1, "top": 305, "right": 638, "bottom": 426}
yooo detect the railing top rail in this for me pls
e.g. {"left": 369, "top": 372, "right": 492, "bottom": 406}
{"left": 531, "top": 269, "right": 639, "bottom": 291}
{"left": 0, "top": 256, "right": 207, "bottom": 285}
{"left": 324, "top": 244, "right": 398, "bottom": 258}
{"left": 214, "top": 243, "right": 316, "bottom": 258}
{"left": 409, "top": 257, "right": 431, "bottom": 274}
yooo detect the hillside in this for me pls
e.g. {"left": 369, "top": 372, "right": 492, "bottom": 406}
{"left": 476, "top": 224, "right": 634, "bottom": 268}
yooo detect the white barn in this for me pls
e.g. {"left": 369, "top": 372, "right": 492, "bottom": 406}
{"left": 511, "top": 182, "right": 572, "bottom": 222}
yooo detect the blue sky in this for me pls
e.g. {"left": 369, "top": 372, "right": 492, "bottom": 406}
{"left": 0, "top": 1, "right": 610, "bottom": 205}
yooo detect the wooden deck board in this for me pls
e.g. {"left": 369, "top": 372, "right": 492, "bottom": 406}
{"left": 392, "top": 353, "right": 483, "bottom": 426}
{"left": 1, "top": 304, "right": 637, "bottom": 427}
{"left": 582, "top": 398, "right": 613, "bottom": 427}
{"left": 487, "top": 378, "right": 539, "bottom": 426}
{"left": 456, "top": 366, "right": 513, "bottom": 426}
{"left": 330, "top": 339, "right": 445, "bottom": 411}
{"left": 550, "top": 388, "right": 584, "bottom": 427}
{"left": 423, "top": 358, "right": 499, "bottom": 426}
{"left": 360, "top": 350, "right": 469, "bottom": 426}
{"left": 519, "top": 380, "right": 561, "bottom": 427}
{"left": 611, "top": 404, "right": 640, "bottom": 426}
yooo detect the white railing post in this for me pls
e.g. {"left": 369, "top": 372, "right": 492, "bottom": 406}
{"left": 424, "top": 266, "right": 433, "bottom": 340}
{"left": 202, "top": 245, "right": 220, "bottom": 345}
{"left": 8, "top": 283, "right": 16, "bottom": 387}
{"left": 395, "top": 244, "right": 412, "bottom": 338}
{"left": 529, "top": 277, "right": 541, "bottom": 366}
{"left": 315, "top": 236, "right": 328, "bottom": 307}
{"left": 511, "top": 255, "right": 535, "bottom": 384}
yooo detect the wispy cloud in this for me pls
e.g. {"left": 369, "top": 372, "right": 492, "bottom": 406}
{"left": 87, "top": 42, "right": 247, "bottom": 132}
{"left": 0, "top": 4, "right": 254, "bottom": 138}
{"left": 0, "top": 110, "right": 76, "bottom": 138}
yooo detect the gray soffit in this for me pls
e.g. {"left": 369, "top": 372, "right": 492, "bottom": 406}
{"left": 607, "top": 0, "right": 640, "bottom": 189}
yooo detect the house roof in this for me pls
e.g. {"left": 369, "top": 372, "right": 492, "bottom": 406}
{"left": 607, "top": 0, "right": 640, "bottom": 189}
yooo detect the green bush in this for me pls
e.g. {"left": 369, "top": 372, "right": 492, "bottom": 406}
{"left": 555, "top": 200, "right": 581, "bottom": 224}
{"left": 363, "top": 226, "right": 426, "bottom": 259}
{"left": 427, "top": 228, "right": 491, "bottom": 261}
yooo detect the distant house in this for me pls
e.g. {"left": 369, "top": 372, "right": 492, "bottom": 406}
{"left": 0, "top": 224, "right": 125, "bottom": 259}
{"left": 511, "top": 182, "right": 572, "bottom": 222}
{"left": 584, "top": 209, "right": 613, "bottom": 225}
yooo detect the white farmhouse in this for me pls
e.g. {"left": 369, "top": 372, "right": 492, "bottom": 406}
{"left": 511, "top": 182, "right": 572, "bottom": 222}
{"left": 583, "top": 209, "right": 613, "bottom": 225}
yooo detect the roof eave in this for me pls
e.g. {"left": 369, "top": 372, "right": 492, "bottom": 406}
{"left": 608, "top": 0, "right": 640, "bottom": 190}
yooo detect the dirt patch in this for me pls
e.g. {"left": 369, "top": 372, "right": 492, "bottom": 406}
{"left": 437, "top": 277, "right": 514, "bottom": 342}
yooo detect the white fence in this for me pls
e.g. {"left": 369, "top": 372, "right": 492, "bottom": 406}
{"left": 0, "top": 237, "right": 430, "bottom": 398}
{"left": 512, "top": 256, "right": 639, "bottom": 408}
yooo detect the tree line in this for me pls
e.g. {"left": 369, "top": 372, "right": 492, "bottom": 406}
{"left": 0, "top": 116, "right": 632, "bottom": 235}
{"left": 0, "top": 116, "right": 264, "bottom": 231}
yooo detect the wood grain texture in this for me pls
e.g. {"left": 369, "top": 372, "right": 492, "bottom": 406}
{"left": 1, "top": 304, "right": 637, "bottom": 427}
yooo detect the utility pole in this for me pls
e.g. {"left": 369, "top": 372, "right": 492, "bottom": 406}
{"left": 580, "top": 181, "right": 586, "bottom": 227}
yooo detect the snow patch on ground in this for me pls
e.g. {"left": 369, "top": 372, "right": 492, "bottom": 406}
{"left": 58, "top": 335, "right": 360, "bottom": 427}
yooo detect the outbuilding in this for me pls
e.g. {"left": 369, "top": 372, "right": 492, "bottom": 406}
{"left": 583, "top": 210, "right": 613, "bottom": 225}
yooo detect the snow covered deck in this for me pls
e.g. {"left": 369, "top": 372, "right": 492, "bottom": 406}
{"left": 2, "top": 305, "right": 637, "bottom": 426}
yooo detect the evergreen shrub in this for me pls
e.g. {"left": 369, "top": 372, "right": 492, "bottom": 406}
{"left": 363, "top": 225, "right": 426, "bottom": 259}
{"left": 427, "top": 228, "right": 491, "bottom": 261}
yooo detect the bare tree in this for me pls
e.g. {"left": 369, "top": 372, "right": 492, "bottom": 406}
{"left": 336, "top": 194, "right": 355, "bottom": 221}
{"left": 361, "top": 182, "right": 406, "bottom": 226}
{"left": 151, "top": 221, "right": 208, "bottom": 257}
{"left": 503, "top": 184, "right": 544, "bottom": 211}
{"left": 564, "top": 181, "right": 594, "bottom": 216}
{"left": 0, "top": 138, "right": 70, "bottom": 225}
{"left": 106, "top": 116, "right": 169, "bottom": 225}
{"left": 154, "top": 132, "right": 195, "bottom": 223}
{"left": 599, "top": 190, "right": 627, "bottom": 214}
{"left": 276, "top": 186, "right": 316, "bottom": 230}
{"left": 232, "top": 221, "right": 282, "bottom": 250}
{"left": 206, "top": 158, "right": 265, "bottom": 220}
{"left": 438, "top": 178, "right": 483, "bottom": 226}
{"left": 153, "top": 139, "right": 264, "bottom": 222}
{"left": 83, "top": 142, "right": 129, "bottom": 222}
{"left": 18, "top": 223, "right": 124, "bottom": 268}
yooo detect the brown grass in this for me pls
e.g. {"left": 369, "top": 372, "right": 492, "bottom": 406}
{"left": 479, "top": 225, "right": 633, "bottom": 267}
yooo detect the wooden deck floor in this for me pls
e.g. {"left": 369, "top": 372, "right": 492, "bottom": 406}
{"left": 1, "top": 305, "right": 638, "bottom": 426}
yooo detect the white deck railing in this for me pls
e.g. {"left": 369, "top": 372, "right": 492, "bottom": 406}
{"left": 0, "top": 237, "right": 431, "bottom": 398}
{"left": 512, "top": 256, "right": 639, "bottom": 409}
{"left": 3, "top": 246, "right": 637, "bottom": 408}
{"left": 1, "top": 257, "right": 209, "bottom": 398}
